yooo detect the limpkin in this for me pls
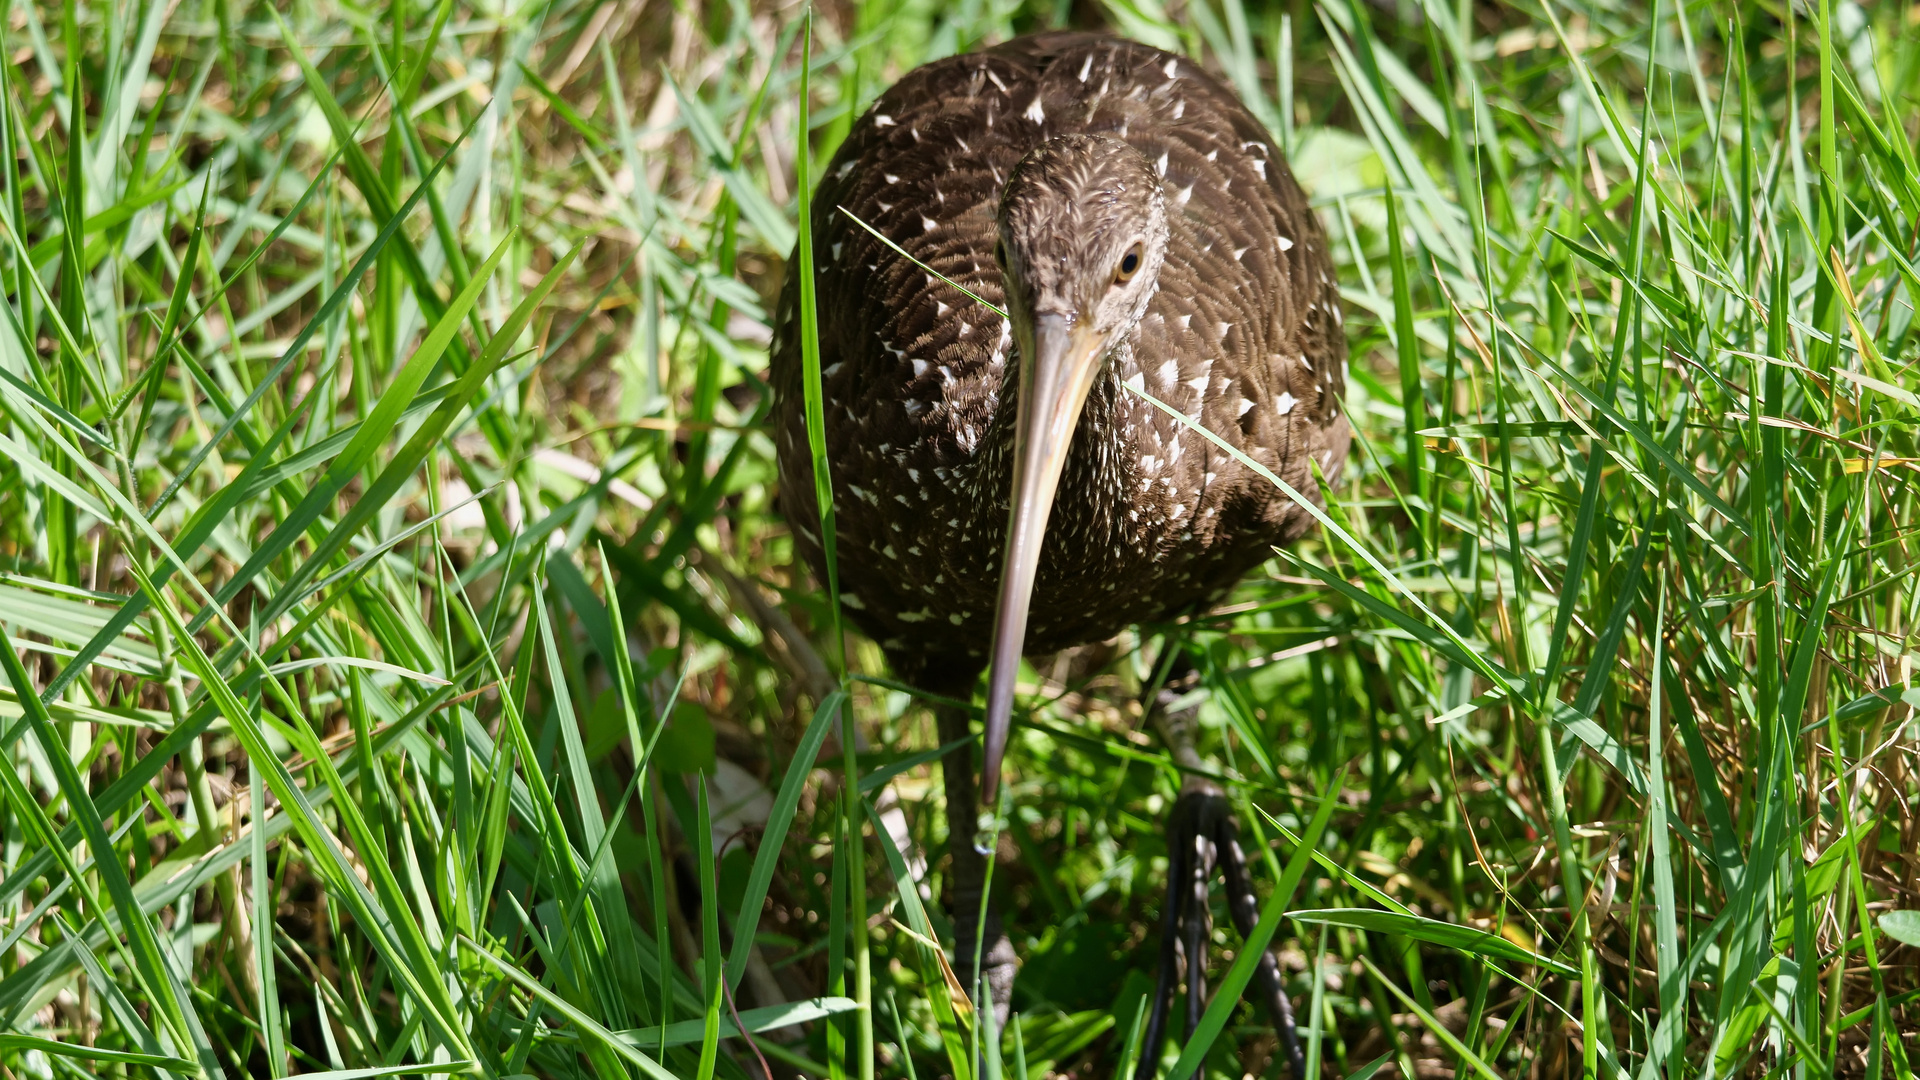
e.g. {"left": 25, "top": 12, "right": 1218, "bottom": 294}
{"left": 770, "top": 30, "right": 1349, "bottom": 1075}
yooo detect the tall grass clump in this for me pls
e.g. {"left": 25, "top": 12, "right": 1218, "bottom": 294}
{"left": 0, "top": 0, "right": 1915, "bottom": 1075}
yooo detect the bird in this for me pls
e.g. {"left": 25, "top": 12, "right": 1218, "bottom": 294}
{"left": 768, "top": 30, "right": 1349, "bottom": 1074}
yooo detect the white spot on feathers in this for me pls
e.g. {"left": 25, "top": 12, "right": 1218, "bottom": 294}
{"left": 922, "top": 215, "right": 939, "bottom": 233}
{"left": 1277, "top": 235, "right": 1295, "bottom": 251}
{"left": 1025, "top": 97, "right": 1046, "bottom": 123}
{"left": 1077, "top": 54, "right": 1093, "bottom": 82}
{"left": 1164, "top": 58, "right": 1179, "bottom": 78}
{"left": 1237, "top": 398, "right": 1256, "bottom": 416}
{"left": 1124, "top": 371, "right": 1146, "bottom": 393}
{"left": 875, "top": 114, "right": 895, "bottom": 127}
{"left": 1276, "top": 391, "right": 1297, "bottom": 415}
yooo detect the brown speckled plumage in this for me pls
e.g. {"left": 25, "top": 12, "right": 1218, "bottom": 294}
{"left": 771, "top": 32, "right": 1350, "bottom": 689}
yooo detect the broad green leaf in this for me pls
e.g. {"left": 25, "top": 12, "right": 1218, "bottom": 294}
{"left": 1879, "top": 911, "right": 1920, "bottom": 947}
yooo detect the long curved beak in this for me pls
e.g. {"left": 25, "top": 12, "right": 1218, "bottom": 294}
{"left": 979, "top": 311, "right": 1106, "bottom": 828}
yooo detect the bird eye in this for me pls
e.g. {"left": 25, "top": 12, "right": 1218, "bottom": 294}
{"left": 1115, "top": 244, "right": 1144, "bottom": 284}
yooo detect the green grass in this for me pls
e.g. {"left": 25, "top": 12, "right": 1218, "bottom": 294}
{"left": 0, "top": 0, "right": 1917, "bottom": 1075}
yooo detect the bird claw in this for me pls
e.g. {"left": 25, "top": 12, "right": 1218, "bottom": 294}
{"left": 1134, "top": 789, "right": 1307, "bottom": 1080}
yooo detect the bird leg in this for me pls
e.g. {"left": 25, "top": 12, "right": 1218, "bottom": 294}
{"left": 936, "top": 697, "right": 1018, "bottom": 1024}
{"left": 1135, "top": 667, "right": 1307, "bottom": 1080}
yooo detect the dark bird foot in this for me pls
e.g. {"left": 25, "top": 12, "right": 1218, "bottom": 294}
{"left": 951, "top": 872, "right": 1018, "bottom": 1026}
{"left": 1134, "top": 786, "right": 1307, "bottom": 1080}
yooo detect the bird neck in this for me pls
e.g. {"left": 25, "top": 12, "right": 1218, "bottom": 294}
{"left": 967, "top": 340, "right": 1139, "bottom": 553}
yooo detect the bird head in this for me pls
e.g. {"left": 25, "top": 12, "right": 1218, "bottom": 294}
{"left": 995, "top": 134, "right": 1170, "bottom": 341}
{"left": 976, "top": 135, "right": 1169, "bottom": 835}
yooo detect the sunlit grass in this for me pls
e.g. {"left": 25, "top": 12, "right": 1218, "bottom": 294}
{"left": 0, "top": 0, "right": 1916, "bottom": 1076}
